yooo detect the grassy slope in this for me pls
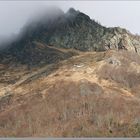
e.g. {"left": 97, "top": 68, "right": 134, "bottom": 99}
{"left": 0, "top": 49, "right": 140, "bottom": 137}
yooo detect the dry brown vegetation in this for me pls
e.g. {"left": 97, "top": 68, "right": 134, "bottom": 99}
{"left": 98, "top": 64, "right": 140, "bottom": 89}
{"left": 0, "top": 49, "right": 140, "bottom": 137}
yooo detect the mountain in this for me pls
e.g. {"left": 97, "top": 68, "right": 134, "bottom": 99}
{"left": 0, "top": 8, "right": 140, "bottom": 137}
{"left": 0, "top": 8, "right": 140, "bottom": 67}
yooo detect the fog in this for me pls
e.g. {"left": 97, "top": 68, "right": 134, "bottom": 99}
{"left": 0, "top": 1, "right": 140, "bottom": 46}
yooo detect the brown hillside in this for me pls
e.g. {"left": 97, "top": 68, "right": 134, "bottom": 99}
{"left": 0, "top": 49, "right": 140, "bottom": 137}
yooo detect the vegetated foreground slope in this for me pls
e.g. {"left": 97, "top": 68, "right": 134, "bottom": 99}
{"left": 0, "top": 8, "right": 140, "bottom": 137}
{"left": 0, "top": 49, "right": 140, "bottom": 137}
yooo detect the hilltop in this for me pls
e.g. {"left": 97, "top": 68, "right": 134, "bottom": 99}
{"left": 0, "top": 8, "right": 140, "bottom": 67}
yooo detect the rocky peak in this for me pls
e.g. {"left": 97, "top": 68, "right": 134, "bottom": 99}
{"left": 67, "top": 8, "right": 79, "bottom": 16}
{"left": 1, "top": 8, "right": 140, "bottom": 66}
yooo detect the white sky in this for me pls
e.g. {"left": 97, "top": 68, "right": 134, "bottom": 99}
{"left": 0, "top": 1, "right": 140, "bottom": 39}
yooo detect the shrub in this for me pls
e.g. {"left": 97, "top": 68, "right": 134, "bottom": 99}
{"left": 98, "top": 63, "right": 140, "bottom": 89}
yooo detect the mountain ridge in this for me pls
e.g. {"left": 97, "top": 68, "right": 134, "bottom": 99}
{"left": 0, "top": 8, "right": 140, "bottom": 67}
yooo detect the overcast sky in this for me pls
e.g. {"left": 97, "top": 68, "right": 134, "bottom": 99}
{"left": 0, "top": 1, "right": 140, "bottom": 40}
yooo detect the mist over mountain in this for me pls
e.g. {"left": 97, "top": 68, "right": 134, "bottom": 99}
{"left": 0, "top": 34, "right": 18, "bottom": 49}
{"left": 0, "top": 7, "right": 140, "bottom": 67}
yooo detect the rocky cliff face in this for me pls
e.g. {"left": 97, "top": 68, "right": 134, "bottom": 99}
{"left": 0, "top": 8, "right": 140, "bottom": 66}
{"left": 103, "top": 27, "right": 140, "bottom": 54}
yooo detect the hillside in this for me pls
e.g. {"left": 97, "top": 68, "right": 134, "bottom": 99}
{"left": 0, "top": 8, "right": 140, "bottom": 137}
{"left": 0, "top": 8, "right": 140, "bottom": 67}
{"left": 0, "top": 49, "right": 140, "bottom": 137}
